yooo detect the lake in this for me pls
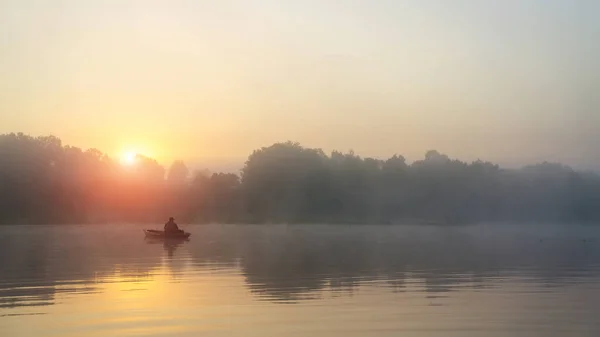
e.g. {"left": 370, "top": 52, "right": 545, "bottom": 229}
{"left": 1, "top": 223, "right": 600, "bottom": 336}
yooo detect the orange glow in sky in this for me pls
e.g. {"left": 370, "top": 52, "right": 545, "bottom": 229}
{"left": 0, "top": 1, "right": 598, "bottom": 170}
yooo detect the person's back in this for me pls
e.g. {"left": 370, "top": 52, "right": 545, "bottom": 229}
{"left": 164, "top": 217, "right": 180, "bottom": 233}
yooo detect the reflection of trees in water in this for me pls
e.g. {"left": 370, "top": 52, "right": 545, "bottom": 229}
{"left": 0, "top": 227, "right": 164, "bottom": 309}
{"left": 2, "top": 224, "right": 600, "bottom": 308}
{"left": 0, "top": 286, "right": 55, "bottom": 309}
{"left": 186, "top": 225, "right": 600, "bottom": 302}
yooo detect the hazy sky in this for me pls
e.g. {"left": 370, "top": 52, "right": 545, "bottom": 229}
{"left": 1, "top": 0, "right": 598, "bottom": 171}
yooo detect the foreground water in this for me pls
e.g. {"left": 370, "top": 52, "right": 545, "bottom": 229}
{"left": 1, "top": 224, "right": 600, "bottom": 336}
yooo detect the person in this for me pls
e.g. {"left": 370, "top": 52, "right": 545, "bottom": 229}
{"left": 164, "top": 217, "right": 182, "bottom": 234}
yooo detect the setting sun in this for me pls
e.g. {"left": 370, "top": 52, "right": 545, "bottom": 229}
{"left": 121, "top": 151, "right": 138, "bottom": 166}
{"left": 117, "top": 144, "right": 157, "bottom": 166}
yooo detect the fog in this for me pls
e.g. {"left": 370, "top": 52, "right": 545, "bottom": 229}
{"left": 1, "top": 1, "right": 598, "bottom": 170}
{"left": 1, "top": 133, "right": 599, "bottom": 225}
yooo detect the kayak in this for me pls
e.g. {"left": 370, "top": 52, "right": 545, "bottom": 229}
{"left": 143, "top": 229, "right": 191, "bottom": 239}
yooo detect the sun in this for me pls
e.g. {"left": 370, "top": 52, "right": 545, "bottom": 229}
{"left": 118, "top": 144, "right": 155, "bottom": 166}
{"left": 121, "top": 151, "right": 138, "bottom": 166}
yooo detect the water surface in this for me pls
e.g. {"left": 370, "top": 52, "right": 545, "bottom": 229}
{"left": 1, "top": 224, "right": 600, "bottom": 336}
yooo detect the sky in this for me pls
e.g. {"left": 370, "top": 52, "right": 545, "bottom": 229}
{"left": 1, "top": 0, "right": 598, "bottom": 172}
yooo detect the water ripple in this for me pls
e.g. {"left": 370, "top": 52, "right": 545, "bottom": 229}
{"left": 1, "top": 224, "right": 600, "bottom": 336}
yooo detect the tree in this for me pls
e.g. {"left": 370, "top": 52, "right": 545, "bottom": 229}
{"left": 167, "top": 160, "right": 190, "bottom": 185}
{"left": 1, "top": 133, "right": 600, "bottom": 225}
{"left": 241, "top": 141, "right": 330, "bottom": 223}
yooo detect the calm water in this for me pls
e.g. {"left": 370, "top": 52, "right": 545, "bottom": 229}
{"left": 1, "top": 224, "right": 600, "bottom": 337}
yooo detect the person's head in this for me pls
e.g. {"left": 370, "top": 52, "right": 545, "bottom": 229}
{"left": 169, "top": 217, "right": 174, "bottom": 221}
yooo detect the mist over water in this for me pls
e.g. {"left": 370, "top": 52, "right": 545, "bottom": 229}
{"left": 2, "top": 0, "right": 599, "bottom": 335}
{"left": 2, "top": 223, "right": 600, "bottom": 336}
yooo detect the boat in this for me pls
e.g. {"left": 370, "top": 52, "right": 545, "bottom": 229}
{"left": 143, "top": 229, "right": 191, "bottom": 239}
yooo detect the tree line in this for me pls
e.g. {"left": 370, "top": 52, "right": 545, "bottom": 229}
{"left": 1, "top": 132, "right": 599, "bottom": 224}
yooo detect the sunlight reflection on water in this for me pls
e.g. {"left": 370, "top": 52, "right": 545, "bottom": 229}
{"left": 1, "top": 224, "right": 600, "bottom": 336}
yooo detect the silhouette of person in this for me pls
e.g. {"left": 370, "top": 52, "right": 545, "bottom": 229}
{"left": 164, "top": 217, "right": 181, "bottom": 234}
